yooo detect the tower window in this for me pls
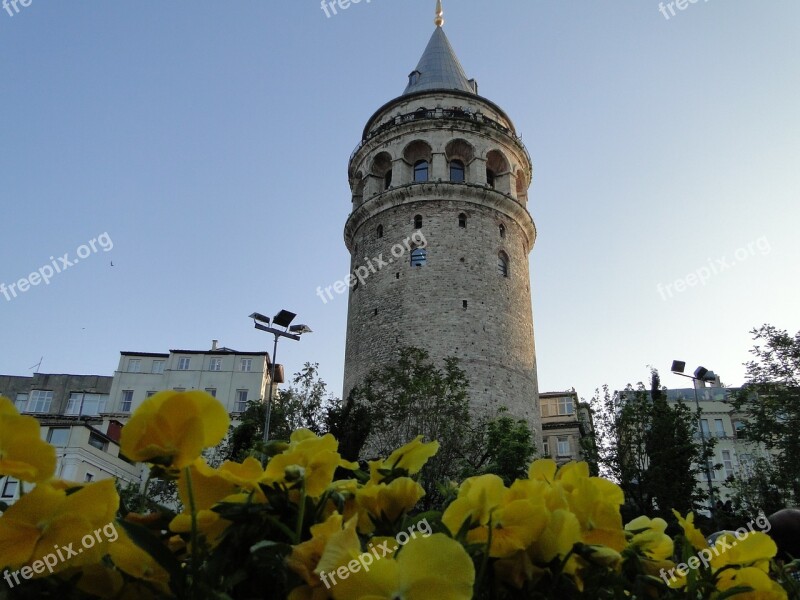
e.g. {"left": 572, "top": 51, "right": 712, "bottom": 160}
{"left": 458, "top": 213, "right": 467, "bottom": 228}
{"left": 498, "top": 251, "right": 509, "bottom": 277}
{"left": 499, "top": 223, "right": 506, "bottom": 238}
{"left": 384, "top": 169, "right": 393, "bottom": 190}
{"left": 414, "top": 214, "right": 422, "bottom": 229}
{"left": 450, "top": 160, "right": 465, "bottom": 183}
{"left": 410, "top": 248, "right": 427, "bottom": 267}
{"left": 414, "top": 160, "right": 429, "bottom": 182}
{"left": 462, "top": 300, "right": 468, "bottom": 309}
{"left": 486, "top": 168, "right": 496, "bottom": 188}
{"left": 377, "top": 224, "right": 383, "bottom": 238}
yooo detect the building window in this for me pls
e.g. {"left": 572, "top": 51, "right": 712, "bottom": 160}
{"left": 1, "top": 478, "right": 18, "bottom": 499}
{"left": 14, "top": 393, "right": 28, "bottom": 412}
{"left": 88, "top": 434, "right": 107, "bottom": 451}
{"left": 209, "top": 358, "right": 222, "bottom": 372}
{"left": 722, "top": 450, "right": 734, "bottom": 479}
{"left": 128, "top": 359, "right": 141, "bottom": 373}
{"left": 177, "top": 357, "right": 190, "bottom": 371}
{"left": 733, "top": 420, "right": 747, "bottom": 440}
{"left": 47, "top": 428, "right": 70, "bottom": 447}
{"left": 558, "top": 396, "right": 574, "bottom": 415}
{"left": 714, "top": 419, "right": 725, "bottom": 438}
{"left": 377, "top": 225, "right": 383, "bottom": 238}
{"left": 707, "top": 461, "right": 716, "bottom": 480}
{"left": 235, "top": 390, "right": 248, "bottom": 412}
{"left": 27, "top": 390, "right": 53, "bottom": 413}
{"left": 557, "top": 437, "right": 571, "bottom": 457}
{"left": 146, "top": 391, "right": 157, "bottom": 398}
{"left": 410, "top": 248, "right": 428, "bottom": 267}
{"left": 205, "top": 388, "right": 217, "bottom": 398}
{"left": 499, "top": 223, "right": 506, "bottom": 238}
{"left": 700, "top": 419, "right": 710, "bottom": 437}
{"left": 120, "top": 390, "right": 133, "bottom": 412}
{"left": 173, "top": 388, "right": 186, "bottom": 392}
{"left": 66, "top": 393, "right": 108, "bottom": 416}
{"left": 486, "top": 168, "right": 496, "bottom": 188}
{"left": 497, "top": 252, "right": 509, "bottom": 277}
{"left": 543, "top": 440, "right": 550, "bottom": 457}
{"left": 84, "top": 473, "right": 94, "bottom": 483}
{"left": 414, "top": 214, "right": 423, "bottom": 229}
{"left": 240, "top": 358, "right": 253, "bottom": 372}
{"left": 413, "top": 160, "right": 429, "bottom": 182}
{"left": 450, "top": 160, "right": 465, "bottom": 183}
{"left": 384, "top": 170, "right": 392, "bottom": 190}
{"left": 151, "top": 360, "right": 165, "bottom": 374}
{"left": 458, "top": 213, "right": 467, "bottom": 228}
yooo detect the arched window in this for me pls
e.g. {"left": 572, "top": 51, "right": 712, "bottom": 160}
{"left": 498, "top": 251, "right": 509, "bottom": 277}
{"left": 410, "top": 248, "right": 427, "bottom": 267}
{"left": 377, "top": 225, "right": 384, "bottom": 238}
{"left": 458, "top": 213, "right": 467, "bottom": 228}
{"left": 486, "top": 168, "right": 496, "bottom": 188}
{"left": 384, "top": 169, "right": 393, "bottom": 190}
{"left": 414, "top": 160, "right": 429, "bottom": 182}
{"left": 499, "top": 223, "right": 506, "bottom": 238}
{"left": 450, "top": 160, "right": 465, "bottom": 183}
{"left": 414, "top": 214, "right": 422, "bottom": 229}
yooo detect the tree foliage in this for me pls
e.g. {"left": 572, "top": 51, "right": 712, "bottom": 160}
{"left": 732, "top": 324, "right": 800, "bottom": 504}
{"left": 590, "top": 370, "right": 714, "bottom": 521}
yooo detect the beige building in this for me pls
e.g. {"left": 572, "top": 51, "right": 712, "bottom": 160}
{"left": 540, "top": 391, "right": 595, "bottom": 465}
{"left": 0, "top": 374, "right": 140, "bottom": 505}
{"left": 106, "top": 341, "right": 274, "bottom": 418}
{"left": 342, "top": 5, "right": 540, "bottom": 432}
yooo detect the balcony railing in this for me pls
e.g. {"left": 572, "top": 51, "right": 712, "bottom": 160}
{"left": 350, "top": 107, "right": 532, "bottom": 166}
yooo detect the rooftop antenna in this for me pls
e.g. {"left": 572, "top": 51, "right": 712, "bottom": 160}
{"left": 29, "top": 357, "right": 43, "bottom": 374}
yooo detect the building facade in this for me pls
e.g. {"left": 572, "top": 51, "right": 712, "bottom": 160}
{"left": 106, "top": 342, "right": 272, "bottom": 418}
{"left": 0, "top": 374, "right": 140, "bottom": 505}
{"left": 342, "top": 4, "right": 540, "bottom": 431}
{"left": 540, "top": 391, "right": 596, "bottom": 465}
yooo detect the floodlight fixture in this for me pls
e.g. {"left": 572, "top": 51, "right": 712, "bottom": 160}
{"left": 272, "top": 310, "right": 297, "bottom": 328}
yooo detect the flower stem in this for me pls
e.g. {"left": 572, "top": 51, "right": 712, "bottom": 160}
{"left": 294, "top": 482, "right": 307, "bottom": 545}
{"left": 184, "top": 466, "right": 200, "bottom": 597}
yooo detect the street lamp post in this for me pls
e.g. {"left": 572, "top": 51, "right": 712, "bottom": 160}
{"left": 671, "top": 360, "right": 718, "bottom": 517}
{"left": 249, "top": 310, "right": 312, "bottom": 443}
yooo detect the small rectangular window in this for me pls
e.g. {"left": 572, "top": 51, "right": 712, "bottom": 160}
{"left": 27, "top": 390, "right": 53, "bottom": 413}
{"left": 177, "top": 357, "right": 190, "bottom": 371}
{"left": 205, "top": 388, "right": 217, "bottom": 398}
{"left": 557, "top": 437, "right": 571, "bottom": 457}
{"left": 151, "top": 360, "right": 165, "bottom": 374}
{"left": 47, "top": 428, "right": 70, "bottom": 447}
{"left": 209, "top": 358, "right": 222, "bottom": 371}
{"left": 146, "top": 391, "right": 157, "bottom": 398}
{"left": 14, "top": 393, "right": 28, "bottom": 412}
{"left": 1, "top": 478, "right": 18, "bottom": 499}
{"left": 84, "top": 473, "right": 94, "bottom": 482}
{"left": 128, "top": 359, "right": 141, "bottom": 373}
{"left": 235, "top": 390, "right": 248, "bottom": 412}
{"left": 120, "top": 390, "right": 133, "bottom": 412}
{"left": 240, "top": 358, "right": 252, "bottom": 372}
{"left": 88, "top": 434, "right": 107, "bottom": 451}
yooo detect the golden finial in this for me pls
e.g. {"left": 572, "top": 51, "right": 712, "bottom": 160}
{"left": 434, "top": 0, "right": 444, "bottom": 27}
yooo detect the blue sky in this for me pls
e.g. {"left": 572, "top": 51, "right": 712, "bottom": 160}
{"left": 1, "top": 1, "right": 798, "bottom": 402}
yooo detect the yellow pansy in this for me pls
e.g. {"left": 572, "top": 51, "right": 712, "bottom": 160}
{"left": 672, "top": 510, "right": 708, "bottom": 551}
{"left": 108, "top": 534, "right": 171, "bottom": 594}
{"left": 355, "top": 477, "right": 425, "bottom": 531}
{"left": 317, "top": 518, "right": 474, "bottom": 600}
{"left": 287, "top": 512, "right": 343, "bottom": 599}
{"left": 567, "top": 477, "right": 625, "bottom": 551}
{"left": 710, "top": 531, "right": 777, "bottom": 572}
{"left": 369, "top": 436, "right": 440, "bottom": 483}
{"left": 529, "top": 508, "right": 581, "bottom": 564}
{"left": 442, "top": 474, "right": 508, "bottom": 534}
{"left": 120, "top": 390, "right": 229, "bottom": 469}
{"left": 263, "top": 429, "right": 356, "bottom": 498}
{"left": 625, "top": 516, "right": 673, "bottom": 561}
{"left": 0, "top": 396, "right": 56, "bottom": 482}
{"left": 0, "top": 479, "right": 119, "bottom": 573}
{"left": 716, "top": 566, "right": 788, "bottom": 600}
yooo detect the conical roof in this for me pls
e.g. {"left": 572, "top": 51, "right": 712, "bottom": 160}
{"left": 403, "top": 26, "right": 475, "bottom": 95}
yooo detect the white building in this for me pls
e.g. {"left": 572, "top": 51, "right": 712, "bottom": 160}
{"left": 106, "top": 341, "right": 274, "bottom": 419}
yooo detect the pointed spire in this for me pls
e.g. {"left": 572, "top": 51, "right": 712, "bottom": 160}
{"left": 434, "top": 0, "right": 444, "bottom": 27}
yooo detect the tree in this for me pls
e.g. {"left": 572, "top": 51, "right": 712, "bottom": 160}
{"left": 470, "top": 407, "right": 537, "bottom": 485}
{"left": 732, "top": 324, "right": 800, "bottom": 504}
{"left": 590, "top": 370, "right": 714, "bottom": 520}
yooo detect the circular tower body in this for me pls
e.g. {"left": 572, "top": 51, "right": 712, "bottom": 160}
{"left": 343, "top": 21, "right": 540, "bottom": 432}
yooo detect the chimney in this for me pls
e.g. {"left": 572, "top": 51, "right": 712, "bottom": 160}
{"left": 211, "top": 339, "right": 218, "bottom": 351}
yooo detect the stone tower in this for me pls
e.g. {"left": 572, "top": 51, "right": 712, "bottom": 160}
{"left": 343, "top": 2, "right": 540, "bottom": 432}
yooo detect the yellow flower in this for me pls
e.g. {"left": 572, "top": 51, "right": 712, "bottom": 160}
{"left": 0, "top": 479, "right": 119, "bottom": 573}
{"left": 716, "top": 566, "right": 788, "bottom": 600}
{"left": 369, "top": 436, "right": 440, "bottom": 483}
{"left": 108, "top": 534, "right": 171, "bottom": 594}
{"left": 710, "top": 531, "right": 777, "bottom": 572}
{"left": 529, "top": 508, "right": 581, "bottom": 563}
{"left": 120, "top": 390, "right": 229, "bottom": 469}
{"left": 566, "top": 476, "right": 626, "bottom": 551}
{"left": 355, "top": 477, "right": 425, "bottom": 532}
{"left": 263, "top": 429, "right": 356, "bottom": 498}
{"left": 317, "top": 517, "right": 474, "bottom": 600}
{"left": 0, "top": 396, "right": 56, "bottom": 482}
{"left": 287, "top": 512, "right": 343, "bottom": 598}
{"left": 625, "top": 516, "right": 673, "bottom": 561}
{"left": 672, "top": 510, "right": 708, "bottom": 551}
